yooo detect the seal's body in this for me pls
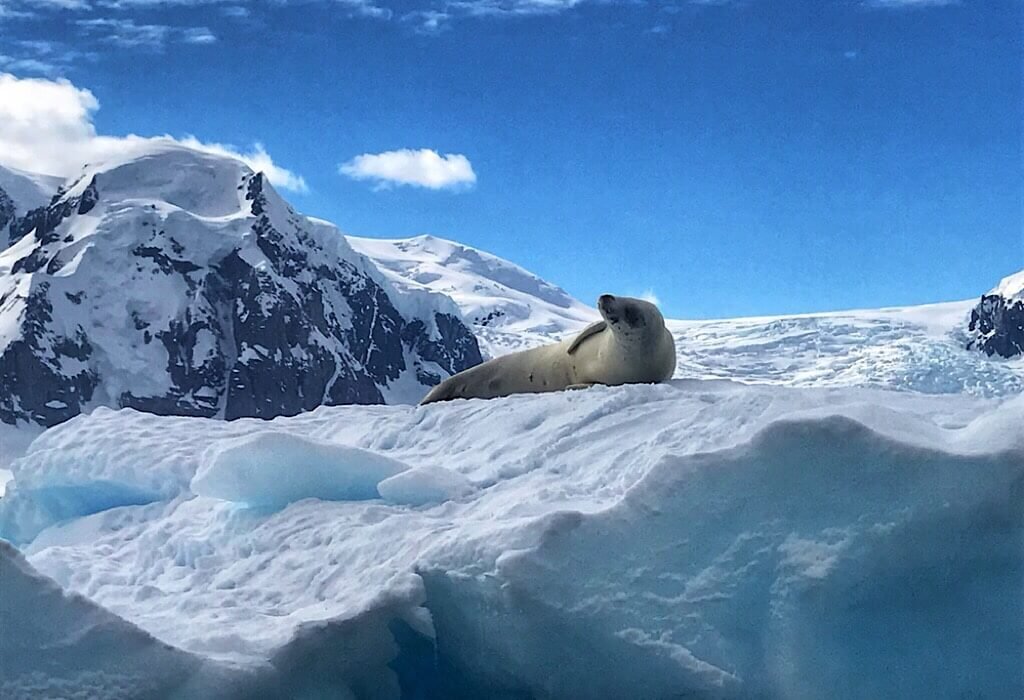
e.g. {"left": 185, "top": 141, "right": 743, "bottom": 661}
{"left": 420, "top": 294, "right": 676, "bottom": 404}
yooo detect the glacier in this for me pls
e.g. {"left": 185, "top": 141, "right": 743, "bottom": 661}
{"left": 1, "top": 381, "right": 1021, "bottom": 698}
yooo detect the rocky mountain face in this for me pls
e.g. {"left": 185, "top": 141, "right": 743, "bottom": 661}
{"left": 0, "top": 144, "right": 481, "bottom": 428}
{"left": 966, "top": 270, "right": 1024, "bottom": 359}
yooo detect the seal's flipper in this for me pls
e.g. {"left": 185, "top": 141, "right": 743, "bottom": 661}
{"left": 567, "top": 321, "right": 607, "bottom": 355}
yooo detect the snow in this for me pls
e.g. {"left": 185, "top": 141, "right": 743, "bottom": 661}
{"left": 351, "top": 234, "right": 1024, "bottom": 395}
{"left": 0, "top": 540, "right": 244, "bottom": 699}
{"left": 191, "top": 431, "right": 411, "bottom": 508}
{"left": 377, "top": 465, "right": 474, "bottom": 506}
{"left": 0, "top": 421, "right": 40, "bottom": 498}
{"left": 2, "top": 382, "right": 1021, "bottom": 697}
{"left": 349, "top": 234, "right": 598, "bottom": 357}
{"left": 0, "top": 163, "right": 62, "bottom": 212}
{"left": 993, "top": 268, "right": 1024, "bottom": 300}
{"left": 668, "top": 300, "right": 1024, "bottom": 396}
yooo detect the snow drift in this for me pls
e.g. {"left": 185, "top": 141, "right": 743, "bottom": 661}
{"left": 2, "top": 382, "right": 1021, "bottom": 698}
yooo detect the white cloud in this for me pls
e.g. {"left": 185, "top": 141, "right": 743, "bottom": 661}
{"left": 183, "top": 139, "right": 308, "bottom": 193}
{"left": 0, "top": 73, "right": 307, "bottom": 192}
{"left": 339, "top": 149, "right": 476, "bottom": 190}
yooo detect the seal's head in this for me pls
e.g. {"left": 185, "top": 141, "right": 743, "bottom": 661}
{"left": 597, "top": 294, "right": 663, "bottom": 344}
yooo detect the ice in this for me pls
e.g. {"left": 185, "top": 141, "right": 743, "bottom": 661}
{"left": 0, "top": 540, "right": 244, "bottom": 699}
{"left": 3, "top": 383, "right": 1021, "bottom": 697}
{"left": 192, "top": 431, "right": 411, "bottom": 508}
{"left": 378, "top": 465, "right": 473, "bottom": 506}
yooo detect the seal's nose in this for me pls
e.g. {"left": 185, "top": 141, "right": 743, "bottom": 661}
{"left": 598, "top": 294, "right": 615, "bottom": 307}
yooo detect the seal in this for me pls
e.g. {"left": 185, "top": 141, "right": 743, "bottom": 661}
{"left": 420, "top": 294, "right": 676, "bottom": 404}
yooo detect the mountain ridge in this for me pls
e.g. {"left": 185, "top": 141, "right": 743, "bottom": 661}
{"left": 0, "top": 143, "right": 482, "bottom": 428}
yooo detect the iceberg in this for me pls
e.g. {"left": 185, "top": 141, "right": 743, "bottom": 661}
{"left": 1, "top": 382, "right": 1021, "bottom": 698}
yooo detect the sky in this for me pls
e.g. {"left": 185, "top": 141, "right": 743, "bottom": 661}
{"left": 0, "top": 0, "right": 1020, "bottom": 319}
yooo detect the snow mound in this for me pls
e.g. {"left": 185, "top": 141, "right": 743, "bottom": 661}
{"left": 192, "top": 431, "right": 410, "bottom": 508}
{"left": 6, "top": 383, "right": 1021, "bottom": 697}
{"left": 377, "top": 465, "right": 473, "bottom": 506}
{"left": 994, "top": 269, "right": 1024, "bottom": 300}
{"left": 0, "top": 540, "right": 243, "bottom": 699}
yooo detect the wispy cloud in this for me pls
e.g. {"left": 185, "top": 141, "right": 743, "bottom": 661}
{"left": 337, "top": 0, "right": 391, "bottom": 19}
{"left": 75, "top": 17, "right": 217, "bottom": 50}
{"left": 447, "top": 0, "right": 583, "bottom": 18}
{"left": 0, "top": 54, "right": 57, "bottom": 74}
{"left": 340, "top": 148, "right": 476, "bottom": 191}
{"left": 402, "top": 8, "right": 450, "bottom": 33}
{"left": 862, "top": 0, "right": 958, "bottom": 7}
{"left": 0, "top": 39, "right": 97, "bottom": 75}
{"left": 640, "top": 289, "right": 661, "bottom": 306}
{"left": 182, "top": 26, "right": 217, "bottom": 43}
{"left": 0, "top": 72, "right": 306, "bottom": 192}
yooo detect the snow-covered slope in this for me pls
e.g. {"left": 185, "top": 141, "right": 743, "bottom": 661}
{"left": 668, "top": 300, "right": 1024, "bottom": 396}
{"left": 353, "top": 235, "right": 1024, "bottom": 397}
{"left": 0, "top": 164, "right": 62, "bottom": 242}
{"left": 2, "top": 385, "right": 1021, "bottom": 698}
{"left": 0, "top": 143, "right": 481, "bottom": 428}
{"left": 0, "top": 540, "right": 247, "bottom": 699}
{"left": 349, "top": 234, "right": 598, "bottom": 357}
{"left": 967, "top": 269, "right": 1024, "bottom": 358}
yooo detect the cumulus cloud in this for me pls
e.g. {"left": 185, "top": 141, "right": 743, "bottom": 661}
{"left": 339, "top": 149, "right": 476, "bottom": 190}
{"left": 0, "top": 73, "right": 307, "bottom": 192}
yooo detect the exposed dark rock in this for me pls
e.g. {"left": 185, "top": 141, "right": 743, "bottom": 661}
{"left": 8, "top": 177, "right": 97, "bottom": 247}
{"left": 0, "top": 283, "right": 99, "bottom": 426}
{"left": 967, "top": 294, "right": 1024, "bottom": 358}
{"left": 0, "top": 185, "right": 14, "bottom": 234}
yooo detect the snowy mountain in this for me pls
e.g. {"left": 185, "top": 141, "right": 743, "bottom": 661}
{"left": 348, "top": 234, "right": 598, "bottom": 358}
{"left": 966, "top": 269, "right": 1024, "bottom": 358}
{"left": 0, "top": 143, "right": 482, "bottom": 429}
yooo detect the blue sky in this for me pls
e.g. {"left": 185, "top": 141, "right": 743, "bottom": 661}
{"left": 0, "top": 0, "right": 1020, "bottom": 318}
